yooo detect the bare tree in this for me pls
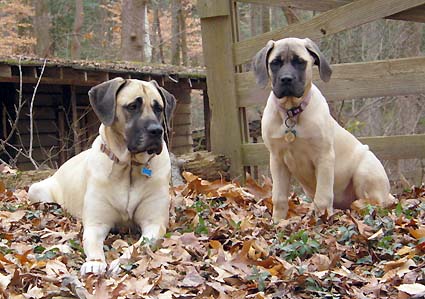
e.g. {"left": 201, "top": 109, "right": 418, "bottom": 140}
{"left": 180, "top": 3, "right": 188, "bottom": 66}
{"left": 70, "top": 0, "right": 84, "bottom": 59}
{"left": 121, "top": 0, "right": 150, "bottom": 62}
{"left": 171, "top": 0, "right": 181, "bottom": 65}
{"left": 33, "top": 0, "right": 52, "bottom": 57}
{"left": 151, "top": 0, "right": 165, "bottom": 63}
{"left": 261, "top": 6, "right": 270, "bottom": 33}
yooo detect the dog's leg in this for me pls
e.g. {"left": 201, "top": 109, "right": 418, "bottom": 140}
{"left": 108, "top": 190, "right": 169, "bottom": 275}
{"left": 28, "top": 179, "right": 56, "bottom": 203}
{"left": 313, "top": 150, "right": 335, "bottom": 216}
{"left": 80, "top": 223, "right": 111, "bottom": 275}
{"left": 353, "top": 151, "right": 394, "bottom": 207}
{"left": 270, "top": 153, "right": 291, "bottom": 221}
{"left": 134, "top": 190, "right": 169, "bottom": 240}
{"left": 80, "top": 191, "right": 118, "bottom": 276}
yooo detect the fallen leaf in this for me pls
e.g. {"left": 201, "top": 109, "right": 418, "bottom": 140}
{"left": 396, "top": 283, "right": 425, "bottom": 296}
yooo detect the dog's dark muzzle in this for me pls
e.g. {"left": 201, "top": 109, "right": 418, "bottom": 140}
{"left": 273, "top": 84, "right": 304, "bottom": 99}
{"left": 126, "top": 123, "right": 164, "bottom": 155}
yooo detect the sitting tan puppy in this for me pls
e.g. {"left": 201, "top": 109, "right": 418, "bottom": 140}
{"left": 29, "top": 78, "right": 176, "bottom": 275}
{"left": 253, "top": 38, "right": 393, "bottom": 220}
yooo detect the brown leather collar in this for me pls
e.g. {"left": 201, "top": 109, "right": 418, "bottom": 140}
{"left": 100, "top": 143, "right": 120, "bottom": 163}
{"left": 273, "top": 89, "right": 312, "bottom": 118}
{"left": 99, "top": 143, "right": 154, "bottom": 167}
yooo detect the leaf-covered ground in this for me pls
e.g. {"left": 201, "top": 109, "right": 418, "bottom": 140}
{"left": 0, "top": 170, "right": 425, "bottom": 299}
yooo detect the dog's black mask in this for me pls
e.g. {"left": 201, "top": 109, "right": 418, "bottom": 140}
{"left": 125, "top": 97, "right": 164, "bottom": 155}
{"left": 269, "top": 55, "right": 307, "bottom": 99}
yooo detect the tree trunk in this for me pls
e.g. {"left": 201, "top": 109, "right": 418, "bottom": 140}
{"left": 250, "top": 4, "right": 260, "bottom": 37}
{"left": 151, "top": 1, "right": 165, "bottom": 63}
{"left": 151, "top": 2, "right": 158, "bottom": 63}
{"left": 94, "top": 0, "right": 108, "bottom": 54}
{"left": 70, "top": 0, "right": 84, "bottom": 59}
{"left": 171, "top": 0, "right": 181, "bottom": 65}
{"left": 33, "top": 0, "right": 52, "bottom": 57}
{"left": 121, "top": 0, "right": 149, "bottom": 62}
{"left": 180, "top": 3, "right": 188, "bottom": 66}
{"left": 261, "top": 6, "right": 270, "bottom": 33}
{"left": 143, "top": 3, "right": 152, "bottom": 62}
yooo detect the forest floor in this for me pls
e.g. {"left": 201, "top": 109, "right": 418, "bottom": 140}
{"left": 0, "top": 168, "right": 425, "bottom": 299}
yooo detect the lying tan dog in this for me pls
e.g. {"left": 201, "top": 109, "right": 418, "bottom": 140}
{"left": 253, "top": 37, "right": 393, "bottom": 220}
{"left": 29, "top": 78, "right": 176, "bottom": 275}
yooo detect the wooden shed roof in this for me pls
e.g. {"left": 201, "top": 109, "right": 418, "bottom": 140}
{"left": 0, "top": 56, "right": 206, "bottom": 88}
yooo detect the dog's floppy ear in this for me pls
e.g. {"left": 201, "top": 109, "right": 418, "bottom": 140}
{"left": 88, "top": 77, "right": 126, "bottom": 126}
{"left": 252, "top": 40, "right": 275, "bottom": 88}
{"left": 304, "top": 38, "right": 332, "bottom": 82}
{"left": 150, "top": 80, "right": 177, "bottom": 143}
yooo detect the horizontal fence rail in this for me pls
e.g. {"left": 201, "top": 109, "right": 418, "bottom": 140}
{"left": 242, "top": 134, "right": 425, "bottom": 166}
{"left": 233, "top": 0, "right": 425, "bottom": 65}
{"left": 236, "top": 56, "right": 425, "bottom": 107}
{"left": 236, "top": 0, "right": 425, "bottom": 23}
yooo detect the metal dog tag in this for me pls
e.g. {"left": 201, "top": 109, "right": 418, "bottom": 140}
{"left": 284, "top": 129, "right": 296, "bottom": 143}
{"left": 141, "top": 167, "right": 152, "bottom": 177}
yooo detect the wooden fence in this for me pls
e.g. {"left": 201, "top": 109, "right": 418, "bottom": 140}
{"left": 198, "top": 0, "right": 425, "bottom": 178}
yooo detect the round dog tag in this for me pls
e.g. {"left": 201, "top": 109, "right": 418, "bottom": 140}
{"left": 284, "top": 130, "right": 296, "bottom": 143}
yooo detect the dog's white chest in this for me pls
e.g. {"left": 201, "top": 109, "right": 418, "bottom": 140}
{"left": 105, "top": 170, "right": 148, "bottom": 221}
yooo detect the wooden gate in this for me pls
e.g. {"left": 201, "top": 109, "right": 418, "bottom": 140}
{"left": 199, "top": 0, "right": 425, "bottom": 180}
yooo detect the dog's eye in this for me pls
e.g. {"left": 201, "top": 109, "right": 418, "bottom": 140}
{"left": 292, "top": 57, "right": 306, "bottom": 65}
{"left": 153, "top": 103, "right": 163, "bottom": 114}
{"left": 270, "top": 59, "right": 281, "bottom": 67}
{"left": 126, "top": 102, "right": 138, "bottom": 112}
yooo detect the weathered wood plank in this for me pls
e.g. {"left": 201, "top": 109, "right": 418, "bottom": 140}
{"left": 174, "top": 103, "right": 192, "bottom": 114}
{"left": 172, "top": 135, "right": 194, "bottom": 147}
{"left": 236, "top": 0, "right": 425, "bottom": 23}
{"left": 236, "top": 0, "right": 350, "bottom": 11}
{"left": 200, "top": 0, "right": 244, "bottom": 177}
{"left": 14, "top": 134, "right": 59, "bottom": 147}
{"left": 0, "top": 75, "right": 100, "bottom": 86}
{"left": 18, "top": 120, "right": 58, "bottom": 134}
{"left": 233, "top": 0, "right": 425, "bottom": 65}
{"left": 236, "top": 57, "right": 425, "bottom": 107}
{"left": 198, "top": 0, "right": 230, "bottom": 19}
{"left": 172, "top": 125, "right": 192, "bottom": 136}
{"left": 241, "top": 135, "right": 425, "bottom": 166}
{"left": 173, "top": 113, "right": 192, "bottom": 126}
{"left": 0, "top": 64, "right": 12, "bottom": 77}
{"left": 389, "top": 4, "right": 425, "bottom": 23}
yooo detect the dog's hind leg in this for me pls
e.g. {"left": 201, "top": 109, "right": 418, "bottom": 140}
{"left": 28, "top": 178, "right": 57, "bottom": 204}
{"left": 353, "top": 151, "right": 394, "bottom": 208}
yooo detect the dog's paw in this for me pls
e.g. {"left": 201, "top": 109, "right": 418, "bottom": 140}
{"left": 272, "top": 208, "right": 288, "bottom": 222}
{"left": 313, "top": 204, "right": 333, "bottom": 220}
{"left": 80, "top": 260, "right": 107, "bottom": 276}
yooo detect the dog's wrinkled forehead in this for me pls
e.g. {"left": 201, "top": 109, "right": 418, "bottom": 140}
{"left": 117, "top": 79, "right": 163, "bottom": 106}
{"left": 268, "top": 38, "right": 312, "bottom": 64}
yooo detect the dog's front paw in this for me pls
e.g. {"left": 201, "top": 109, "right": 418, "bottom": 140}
{"left": 313, "top": 201, "right": 333, "bottom": 218}
{"left": 81, "top": 260, "right": 107, "bottom": 276}
{"left": 272, "top": 208, "right": 288, "bottom": 222}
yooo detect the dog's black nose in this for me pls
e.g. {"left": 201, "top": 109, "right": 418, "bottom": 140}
{"left": 147, "top": 123, "right": 163, "bottom": 136}
{"left": 280, "top": 75, "right": 294, "bottom": 84}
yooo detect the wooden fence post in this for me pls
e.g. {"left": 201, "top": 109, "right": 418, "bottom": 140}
{"left": 198, "top": 0, "right": 243, "bottom": 179}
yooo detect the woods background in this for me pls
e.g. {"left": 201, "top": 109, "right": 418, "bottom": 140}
{"left": 0, "top": 0, "right": 424, "bottom": 184}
